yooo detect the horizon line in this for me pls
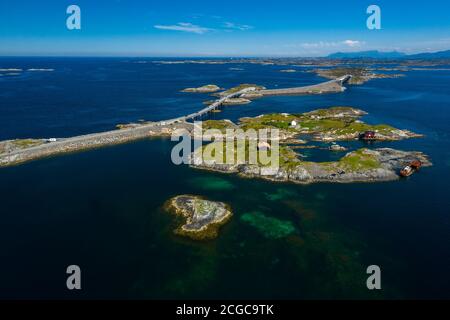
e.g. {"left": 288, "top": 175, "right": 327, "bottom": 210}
{"left": 0, "top": 48, "right": 449, "bottom": 59}
{"left": 0, "top": 47, "right": 449, "bottom": 60}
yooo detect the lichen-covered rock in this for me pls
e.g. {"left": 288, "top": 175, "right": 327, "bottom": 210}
{"left": 222, "top": 98, "right": 252, "bottom": 105}
{"left": 181, "top": 85, "right": 220, "bottom": 93}
{"left": 329, "top": 143, "right": 347, "bottom": 151}
{"left": 164, "top": 195, "right": 232, "bottom": 240}
{"left": 191, "top": 148, "right": 432, "bottom": 184}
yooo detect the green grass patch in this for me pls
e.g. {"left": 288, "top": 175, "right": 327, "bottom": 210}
{"left": 220, "top": 83, "right": 265, "bottom": 95}
{"left": 202, "top": 120, "right": 235, "bottom": 132}
{"left": 12, "top": 139, "right": 43, "bottom": 149}
{"left": 337, "top": 149, "right": 381, "bottom": 170}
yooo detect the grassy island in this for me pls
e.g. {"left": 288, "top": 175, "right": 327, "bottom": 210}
{"left": 232, "top": 107, "right": 421, "bottom": 141}
{"left": 190, "top": 107, "right": 430, "bottom": 184}
{"left": 217, "top": 84, "right": 266, "bottom": 97}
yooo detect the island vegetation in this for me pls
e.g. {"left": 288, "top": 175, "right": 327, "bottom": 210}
{"left": 312, "top": 67, "right": 405, "bottom": 85}
{"left": 200, "top": 106, "right": 421, "bottom": 142}
{"left": 164, "top": 195, "right": 232, "bottom": 240}
{"left": 0, "top": 139, "right": 45, "bottom": 154}
{"left": 190, "top": 106, "right": 431, "bottom": 183}
{"left": 181, "top": 84, "right": 221, "bottom": 93}
{"left": 215, "top": 84, "right": 266, "bottom": 97}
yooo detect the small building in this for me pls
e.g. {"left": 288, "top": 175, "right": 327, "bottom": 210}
{"left": 359, "top": 131, "right": 376, "bottom": 140}
{"left": 290, "top": 120, "right": 298, "bottom": 127}
{"left": 257, "top": 141, "right": 271, "bottom": 151}
{"left": 46, "top": 138, "right": 57, "bottom": 143}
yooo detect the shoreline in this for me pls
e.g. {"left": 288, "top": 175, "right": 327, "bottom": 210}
{"left": 190, "top": 148, "right": 432, "bottom": 185}
{"left": 0, "top": 77, "right": 350, "bottom": 168}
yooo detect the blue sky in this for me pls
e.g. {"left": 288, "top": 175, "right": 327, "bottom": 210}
{"left": 1, "top": 0, "right": 450, "bottom": 56}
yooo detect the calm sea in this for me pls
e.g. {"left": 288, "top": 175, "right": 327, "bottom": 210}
{"left": 0, "top": 57, "right": 449, "bottom": 299}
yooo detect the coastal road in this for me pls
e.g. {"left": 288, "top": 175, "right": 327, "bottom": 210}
{"left": 260, "top": 75, "right": 351, "bottom": 96}
{"left": 0, "top": 77, "right": 350, "bottom": 167}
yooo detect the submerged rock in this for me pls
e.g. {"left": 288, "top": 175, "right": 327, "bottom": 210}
{"left": 189, "top": 176, "right": 235, "bottom": 191}
{"left": 240, "top": 211, "right": 296, "bottom": 239}
{"left": 165, "top": 195, "right": 232, "bottom": 240}
{"left": 264, "top": 188, "right": 297, "bottom": 201}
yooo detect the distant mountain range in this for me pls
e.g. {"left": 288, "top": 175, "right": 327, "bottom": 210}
{"left": 326, "top": 50, "right": 450, "bottom": 59}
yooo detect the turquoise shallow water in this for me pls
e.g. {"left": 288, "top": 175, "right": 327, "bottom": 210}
{"left": 0, "top": 58, "right": 449, "bottom": 299}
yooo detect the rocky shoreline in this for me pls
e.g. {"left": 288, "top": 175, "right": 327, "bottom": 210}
{"left": 0, "top": 106, "right": 425, "bottom": 170}
{"left": 0, "top": 122, "right": 194, "bottom": 168}
{"left": 181, "top": 84, "right": 221, "bottom": 93}
{"left": 188, "top": 106, "right": 431, "bottom": 184}
{"left": 312, "top": 67, "right": 405, "bottom": 85}
{"left": 200, "top": 106, "right": 422, "bottom": 142}
{"left": 191, "top": 148, "right": 432, "bottom": 184}
{"left": 164, "top": 195, "right": 232, "bottom": 240}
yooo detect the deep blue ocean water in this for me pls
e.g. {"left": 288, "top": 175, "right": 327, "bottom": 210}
{"left": 0, "top": 58, "right": 449, "bottom": 299}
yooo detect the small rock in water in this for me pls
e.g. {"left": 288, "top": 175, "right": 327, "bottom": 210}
{"left": 329, "top": 143, "right": 347, "bottom": 152}
{"left": 165, "top": 195, "right": 232, "bottom": 240}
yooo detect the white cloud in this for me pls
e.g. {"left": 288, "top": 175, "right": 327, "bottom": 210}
{"left": 290, "top": 40, "right": 364, "bottom": 49}
{"left": 154, "top": 22, "right": 213, "bottom": 34}
{"left": 343, "top": 40, "right": 362, "bottom": 47}
{"left": 224, "top": 22, "right": 253, "bottom": 31}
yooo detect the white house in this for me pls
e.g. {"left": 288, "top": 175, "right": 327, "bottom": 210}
{"left": 257, "top": 141, "right": 271, "bottom": 151}
{"left": 290, "top": 120, "right": 297, "bottom": 127}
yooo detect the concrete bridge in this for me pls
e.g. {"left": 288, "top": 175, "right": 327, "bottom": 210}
{"left": 0, "top": 77, "right": 352, "bottom": 167}
{"left": 260, "top": 75, "right": 352, "bottom": 96}
{"left": 336, "top": 75, "right": 352, "bottom": 85}
{"left": 162, "top": 76, "right": 351, "bottom": 124}
{"left": 161, "top": 86, "right": 258, "bottom": 125}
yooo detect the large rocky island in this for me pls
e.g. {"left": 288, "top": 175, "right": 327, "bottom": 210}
{"left": 192, "top": 147, "right": 431, "bottom": 184}
{"left": 0, "top": 78, "right": 353, "bottom": 168}
{"left": 190, "top": 107, "right": 431, "bottom": 184}
{"left": 312, "top": 67, "right": 405, "bottom": 85}
{"left": 0, "top": 106, "right": 431, "bottom": 186}
{"left": 197, "top": 106, "right": 422, "bottom": 142}
{"left": 164, "top": 195, "right": 232, "bottom": 240}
